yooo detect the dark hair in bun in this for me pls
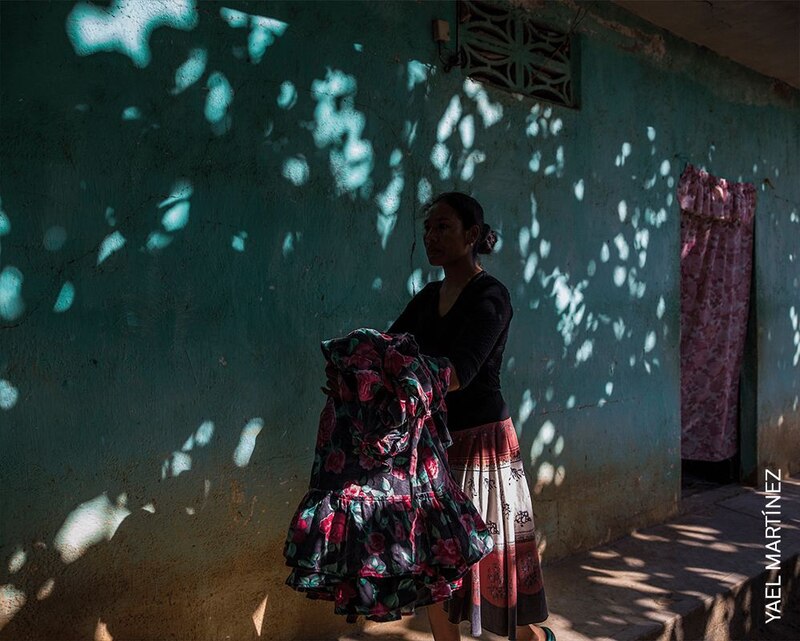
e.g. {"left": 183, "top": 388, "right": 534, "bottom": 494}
{"left": 427, "top": 192, "right": 497, "bottom": 258}
{"left": 477, "top": 223, "right": 497, "bottom": 255}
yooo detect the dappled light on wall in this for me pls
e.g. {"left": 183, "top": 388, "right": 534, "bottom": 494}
{"left": 159, "top": 180, "right": 192, "bottom": 229}
{"left": 97, "top": 231, "right": 126, "bottom": 266}
{"left": 407, "top": 60, "right": 430, "bottom": 92}
{"left": 0, "top": 379, "right": 18, "bottom": 410}
{"left": 464, "top": 78, "right": 503, "bottom": 128}
{"left": 526, "top": 105, "right": 564, "bottom": 177}
{"left": 121, "top": 106, "right": 142, "bottom": 121}
{"left": 7, "top": 548, "right": 26, "bottom": 575}
{"left": 252, "top": 595, "right": 268, "bottom": 637}
{"left": 542, "top": 268, "right": 589, "bottom": 357}
{"left": 145, "top": 179, "right": 193, "bottom": 253}
{"left": 43, "top": 226, "right": 67, "bottom": 251}
{"left": 66, "top": 0, "right": 198, "bottom": 68}
{"left": 233, "top": 418, "right": 264, "bottom": 468}
{"left": 53, "top": 493, "right": 131, "bottom": 564}
{"left": 376, "top": 149, "right": 405, "bottom": 248}
{"left": 528, "top": 420, "right": 566, "bottom": 493}
{"left": 282, "top": 232, "right": 301, "bottom": 258}
{"left": 0, "top": 266, "right": 24, "bottom": 321}
{"left": 311, "top": 69, "right": 374, "bottom": 196}
{"left": 277, "top": 81, "right": 298, "bottom": 110}
{"left": 573, "top": 179, "right": 584, "bottom": 201}
{"left": 406, "top": 267, "right": 445, "bottom": 297}
{"left": 0, "top": 585, "right": 26, "bottom": 631}
{"left": 205, "top": 72, "right": 234, "bottom": 135}
{"left": 282, "top": 156, "right": 309, "bottom": 187}
{"left": 36, "top": 578, "right": 55, "bottom": 601}
{"left": 0, "top": 196, "right": 10, "bottom": 315}
{"left": 161, "top": 420, "right": 215, "bottom": 479}
{"left": 184, "top": 420, "right": 214, "bottom": 449}
{"left": 615, "top": 142, "right": 632, "bottom": 167}
{"left": 94, "top": 619, "right": 113, "bottom": 641}
{"left": 507, "top": 121, "right": 683, "bottom": 467}
{"left": 53, "top": 282, "right": 75, "bottom": 313}
{"left": 417, "top": 176, "right": 433, "bottom": 205}
{"left": 220, "top": 7, "right": 288, "bottom": 64}
{"left": 518, "top": 388, "right": 534, "bottom": 427}
{"left": 0, "top": 197, "right": 9, "bottom": 242}
{"left": 232, "top": 231, "right": 248, "bottom": 252}
{"left": 397, "top": 74, "right": 514, "bottom": 292}
{"left": 171, "top": 48, "right": 207, "bottom": 95}
{"left": 430, "top": 79, "right": 502, "bottom": 183}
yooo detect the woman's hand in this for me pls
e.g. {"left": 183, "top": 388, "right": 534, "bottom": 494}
{"left": 447, "top": 368, "right": 461, "bottom": 392}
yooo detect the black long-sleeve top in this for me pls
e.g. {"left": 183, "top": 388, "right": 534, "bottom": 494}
{"left": 388, "top": 271, "right": 512, "bottom": 431}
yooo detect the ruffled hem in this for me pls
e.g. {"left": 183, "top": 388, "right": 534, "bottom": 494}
{"left": 284, "top": 486, "right": 490, "bottom": 620}
{"left": 286, "top": 569, "right": 462, "bottom": 621}
{"left": 284, "top": 488, "right": 494, "bottom": 580}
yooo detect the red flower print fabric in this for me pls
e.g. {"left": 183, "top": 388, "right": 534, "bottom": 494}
{"left": 283, "top": 328, "right": 494, "bottom": 622}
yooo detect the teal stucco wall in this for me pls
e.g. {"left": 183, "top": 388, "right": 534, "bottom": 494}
{"left": 0, "top": 1, "right": 797, "bottom": 639}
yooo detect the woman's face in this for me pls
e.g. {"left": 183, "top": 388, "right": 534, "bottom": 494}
{"left": 423, "top": 202, "right": 479, "bottom": 267}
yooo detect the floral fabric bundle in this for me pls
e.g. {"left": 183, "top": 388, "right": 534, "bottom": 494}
{"left": 284, "top": 328, "right": 494, "bottom": 621}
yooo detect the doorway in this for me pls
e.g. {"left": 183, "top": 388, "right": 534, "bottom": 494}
{"left": 677, "top": 164, "right": 757, "bottom": 498}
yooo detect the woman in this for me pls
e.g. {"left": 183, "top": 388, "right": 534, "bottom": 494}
{"left": 388, "top": 193, "right": 554, "bottom": 641}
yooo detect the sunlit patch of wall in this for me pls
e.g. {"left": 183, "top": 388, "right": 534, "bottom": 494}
{"left": 310, "top": 68, "right": 374, "bottom": 196}
{"left": 0, "top": 378, "right": 19, "bottom": 410}
{"left": 66, "top": 0, "right": 198, "bottom": 68}
{"left": 54, "top": 493, "right": 131, "bottom": 564}
{"left": 146, "top": 179, "right": 193, "bottom": 251}
{"left": 204, "top": 72, "right": 234, "bottom": 135}
{"left": 220, "top": 6, "right": 288, "bottom": 64}
{"left": 170, "top": 48, "right": 207, "bottom": 95}
{"left": 0, "top": 266, "right": 24, "bottom": 321}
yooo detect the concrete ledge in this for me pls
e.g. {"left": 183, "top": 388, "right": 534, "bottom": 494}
{"left": 343, "top": 476, "right": 800, "bottom": 641}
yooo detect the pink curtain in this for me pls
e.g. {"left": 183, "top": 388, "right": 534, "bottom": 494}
{"left": 678, "top": 164, "right": 756, "bottom": 462}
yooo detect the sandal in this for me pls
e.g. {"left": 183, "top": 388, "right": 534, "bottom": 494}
{"left": 542, "top": 626, "right": 557, "bottom": 641}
